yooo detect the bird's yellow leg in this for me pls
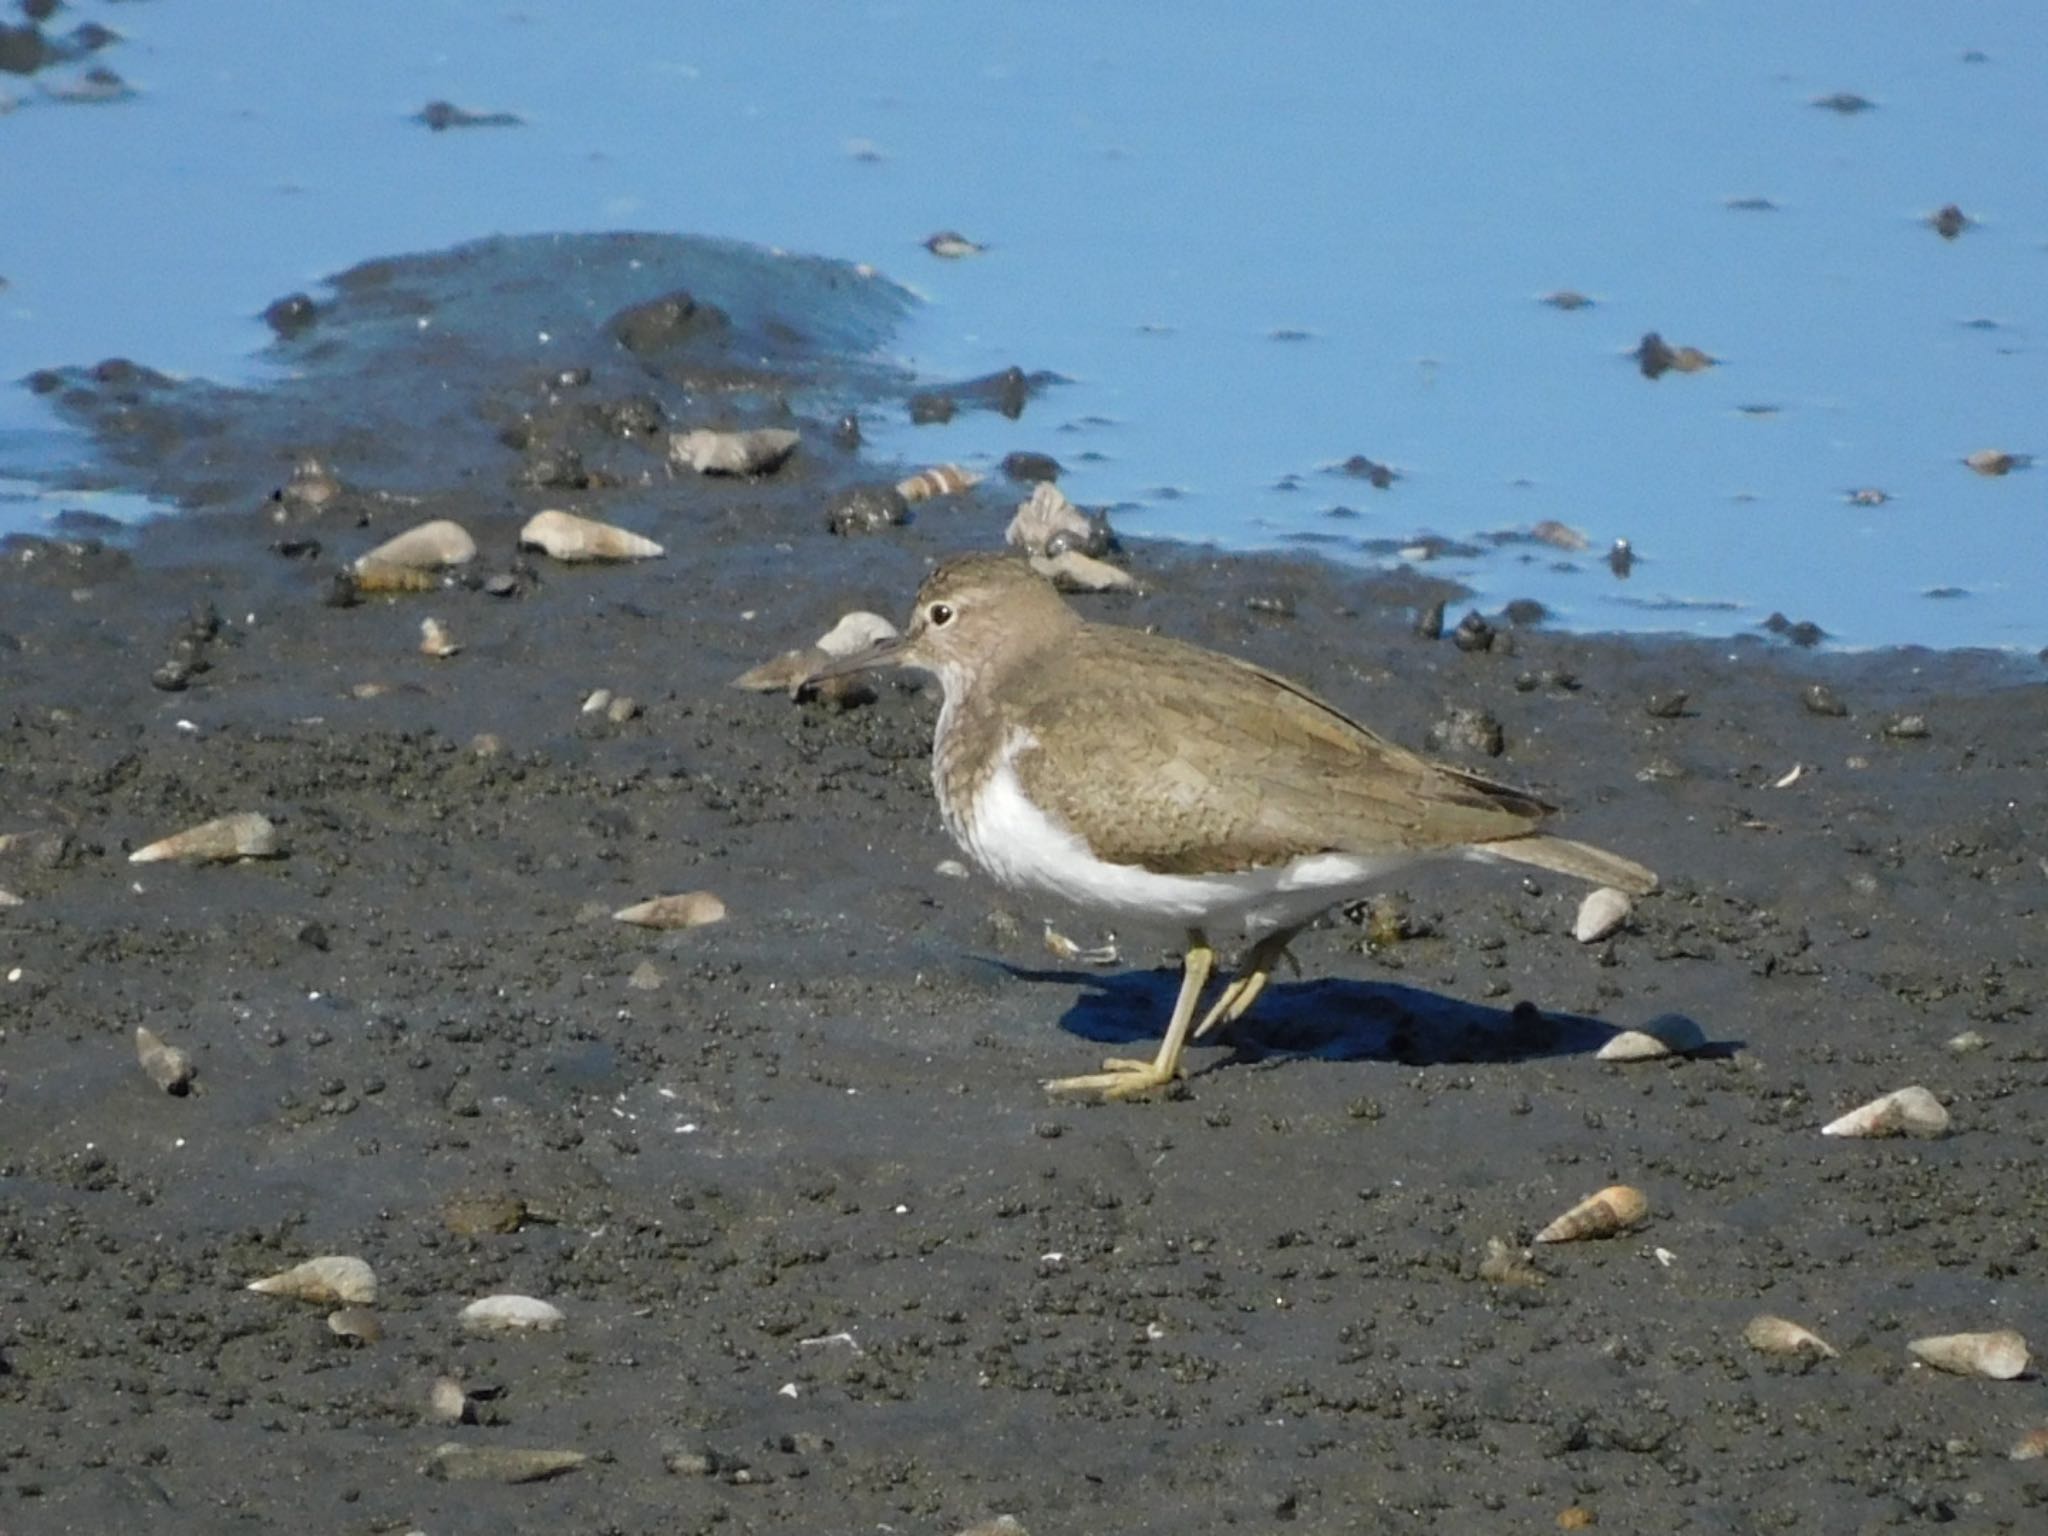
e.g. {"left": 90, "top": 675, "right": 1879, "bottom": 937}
{"left": 1046, "top": 929, "right": 1214, "bottom": 1100}
{"left": 1192, "top": 927, "right": 1302, "bottom": 1041}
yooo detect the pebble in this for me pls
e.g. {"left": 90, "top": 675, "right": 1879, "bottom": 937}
{"left": 1413, "top": 599, "right": 1445, "bottom": 640}
{"left": 327, "top": 1307, "right": 381, "bottom": 1345}
{"left": 824, "top": 484, "right": 910, "bottom": 535}
{"left": 458, "top": 1294, "right": 565, "bottom": 1334}
{"left": 1451, "top": 612, "right": 1495, "bottom": 653}
{"left": 1643, "top": 691, "right": 1689, "bottom": 719}
{"left": 1802, "top": 684, "right": 1848, "bottom": 717}
{"left": 1883, "top": 714, "right": 1930, "bottom": 740}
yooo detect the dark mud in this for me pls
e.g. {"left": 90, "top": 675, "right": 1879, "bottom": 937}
{"left": 3, "top": 235, "right": 2046, "bottom": 1536}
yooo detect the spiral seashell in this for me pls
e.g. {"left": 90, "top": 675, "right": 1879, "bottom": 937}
{"left": 1820, "top": 1085, "right": 1949, "bottom": 1138}
{"left": 248, "top": 1254, "right": 378, "bottom": 1306}
{"left": 459, "top": 1293, "right": 565, "bottom": 1334}
{"left": 1573, "top": 886, "right": 1632, "bottom": 943}
{"left": 424, "top": 1443, "right": 587, "bottom": 1484}
{"left": 519, "top": 510, "right": 664, "bottom": 563}
{"left": 1596, "top": 1014, "right": 1708, "bottom": 1063}
{"left": 130, "top": 812, "right": 282, "bottom": 865}
{"left": 613, "top": 892, "right": 726, "bottom": 930}
{"left": 353, "top": 519, "right": 476, "bottom": 573}
{"left": 1743, "top": 1314, "right": 1837, "bottom": 1359}
{"left": 1030, "top": 550, "right": 1134, "bottom": 593}
{"left": 134, "top": 1025, "right": 194, "bottom": 1094}
{"left": 896, "top": 463, "right": 982, "bottom": 502}
{"left": 1533, "top": 1184, "right": 1648, "bottom": 1243}
{"left": 669, "top": 427, "right": 800, "bottom": 476}
{"left": 1908, "top": 1329, "right": 2029, "bottom": 1380}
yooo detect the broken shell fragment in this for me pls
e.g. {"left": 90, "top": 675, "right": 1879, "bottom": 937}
{"left": 1743, "top": 1314, "right": 1838, "bottom": 1359}
{"left": 424, "top": 1443, "right": 587, "bottom": 1484}
{"left": 669, "top": 427, "right": 800, "bottom": 476}
{"left": 1030, "top": 549, "right": 1134, "bottom": 593}
{"left": 1042, "top": 923, "right": 1118, "bottom": 966}
{"left": 429, "top": 1375, "right": 476, "bottom": 1424}
{"left": 1534, "top": 1184, "right": 1648, "bottom": 1243}
{"left": 134, "top": 1025, "right": 195, "bottom": 1094}
{"left": 1820, "top": 1085, "right": 1949, "bottom": 1138}
{"left": 816, "top": 611, "right": 900, "bottom": 657}
{"left": 731, "top": 648, "right": 822, "bottom": 694}
{"left": 1007, "top": 482, "right": 1105, "bottom": 558}
{"left": 1908, "top": 1329, "right": 2029, "bottom": 1380}
{"left": 459, "top": 1294, "right": 565, "bottom": 1334}
{"left": 419, "top": 618, "right": 461, "bottom": 658}
{"left": 130, "top": 812, "right": 282, "bottom": 865}
{"left": 2011, "top": 1428, "right": 2048, "bottom": 1461}
{"left": 355, "top": 519, "right": 476, "bottom": 573}
{"left": 519, "top": 509, "right": 664, "bottom": 563}
{"left": 328, "top": 1307, "right": 382, "bottom": 1345}
{"left": 613, "top": 892, "right": 726, "bottom": 930}
{"left": 1573, "top": 886, "right": 1632, "bottom": 943}
{"left": 248, "top": 1254, "right": 378, "bottom": 1307}
{"left": 1596, "top": 1014, "right": 1708, "bottom": 1063}
{"left": 1478, "top": 1236, "right": 1546, "bottom": 1288}
{"left": 896, "top": 463, "right": 983, "bottom": 502}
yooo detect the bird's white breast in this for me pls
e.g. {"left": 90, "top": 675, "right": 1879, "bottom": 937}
{"left": 950, "top": 728, "right": 1417, "bottom": 936}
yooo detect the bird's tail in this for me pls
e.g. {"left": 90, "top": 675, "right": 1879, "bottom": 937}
{"left": 1481, "top": 834, "right": 1658, "bottom": 895}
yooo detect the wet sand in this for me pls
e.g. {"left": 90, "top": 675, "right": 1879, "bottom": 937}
{"left": 3, "top": 236, "right": 2045, "bottom": 1535}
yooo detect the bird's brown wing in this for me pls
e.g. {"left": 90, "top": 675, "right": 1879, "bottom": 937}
{"left": 1004, "top": 626, "right": 1549, "bottom": 876}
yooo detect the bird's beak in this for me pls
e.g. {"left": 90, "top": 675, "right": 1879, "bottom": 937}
{"left": 799, "top": 632, "right": 915, "bottom": 688}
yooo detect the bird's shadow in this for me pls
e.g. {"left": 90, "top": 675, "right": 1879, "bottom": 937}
{"left": 1002, "top": 959, "right": 1725, "bottom": 1069}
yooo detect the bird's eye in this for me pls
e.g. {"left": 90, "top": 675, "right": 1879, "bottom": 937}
{"left": 927, "top": 602, "right": 955, "bottom": 627}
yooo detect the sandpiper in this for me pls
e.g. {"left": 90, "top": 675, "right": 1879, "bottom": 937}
{"left": 807, "top": 553, "right": 1657, "bottom": 1099}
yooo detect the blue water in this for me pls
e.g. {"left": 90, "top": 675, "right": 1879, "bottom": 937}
{"left": 3, "top": 1, "right": 2043, "bottom": 650}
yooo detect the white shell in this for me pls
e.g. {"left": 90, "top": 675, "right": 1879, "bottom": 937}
{"left": 130, "top": 812, "right": 281, "bottom": 865}
{"left": 428, "top": 1375, "right": 474, "bottom": 1424}
{"left": 1743, "top": 1314, "right": 1837, "bottom": 1359}
{"left": 135, "top": 1025, "right": 194, "bottom": 1093}
{"left": 1908, "top": 1329, "right": 2029, "bottom": 1380}
{"left": 613, "top": 892, "right": 726, "bottom": 930}
{"left": 248, "top": 1255, "right": 378, "bottom": 1306}
{"left": 1820, "top": 1085, "right": 1950, "bottom": 1138}
{"left": 1534, "top": 1184, "right": 1648, "bottom": 1243}
{"left": 1596, "top": 1014, "right": 1708, "bottom": 1062}
{"left": 354, "top": 519, "right": 476, "bottom": 572}
{"left": 730, "top": 648, "right": 823, "bottom": 694}
{"left": 459, "top": 1294, "right": 565, "bottom": 1334}
{"left": 1005, "top": 482, "right": 1093, "bottom": 556}
{"left": 1030, "top": 550, "right": 1133, "bottom": 593}
{"left": 419, "top": 618, "right": 461, "bottom": 658}
{"left": 670, "top": 427, "right": 800, "bottom": 476}
{"left": 519, "top": 510, "right": 664, "bottom": 563}
{"left": 1573, "top": 886, "right": 1632, "bottom": 943}
{"left": 816, "top": 610, "right": 899, "bottom": 658}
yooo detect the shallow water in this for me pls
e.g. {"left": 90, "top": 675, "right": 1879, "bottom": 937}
{"left": 3, "top": 0, "right": 2043, "bottom": 648}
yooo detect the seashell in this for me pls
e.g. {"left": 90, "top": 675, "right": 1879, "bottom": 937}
{"left": 354, "top": 519, "right": 476, "bottom": 573}
{"left": 1847, "top": 487, "right": 1889, "bottom": 507}
{"left": 581, "top": 688, "right": 613, "bottom": 714}
{"left": 1534, "top": 1184, "right": 1648, "bottom": 1243}
{"left": 1964, "top": 449, "right": 2022, "bottom": 477}
{"left": 614, "top": 892, "right": 726, "bottom": 930}
{"left": 134, "top": 1025, "right": 194, "bottom": 1094}
{"left": 424, "top": 1443, "right": 587, "bottom": 1484}
{"left": 816, "top": 611, "right": 899, "bottom": 657}
{"left": 349, "top": 559, "right": 439, "bottom": 595}
{"left": 248, "top": 1254, "right": 378, "bottom": 1307}
{"left": 1821, "top": 1085, "right": 1949, "bottom": 1138}
{"left": 459, "top": 1294, "right": 565, "bottom": 1334}
{"left": 1042, "top": 923, "right": 1118, "bottom": 966}
{"left": 131, "top": 812, "right": 282, "bottom": 865}
{"left": 280, "top": 458, "right": 342, "bottom": 512}
{"left": 1477, "top": 1236, "right": 1545, "bottom": 1288}
{"left": 923, "top": 230, "right": 986, "bottom": 259}
{"left": 669, "top": 427, "right": 800, "bottom": 476}
{"left": 896, "top": 463, "right": 983, "bottom": 502}
{"left": 2011, "top": 1427, "right": 2048, "bottom": 1461}
{"left": 443, "top": 1192, "right": 528, "bottom": 1236}
{"left": 1946, "top": 1030, "right": 1989, "bottom": 1055}
{"left": 1573, "top": 886, "right": 1632, "bottom": 943}
{"left": 1908, "top": 1329, "right": 2029, "bottom": 1380}
{"left": 418, "top": 618, "right": 460, "bottom": 658}
{"left": 1596, "top": 1014, "right": 1707, "bottom": 1063}
{"left": 1031, "top": 550, "right": 1134, "bottom": 593}
{"left": 0, "top": 887, "right": 21, "bottom": 908}
{"left": 1743, "top": 1314, "right": 1837, "bottom": 1359}
{"left": 1529, "top": 519, "right": 1590, "bottom": 552}
{"left": 519, "top": 509, "right": 664, "bottom": 563}
{"left": 605, "top": 694, "right": 640, "bottom": 724}
{"left": 1006, "top": 482, "right": 1095, "bottom": 557}
{"left": 731, "top": 648, "right": 824, "bottom": 694}
{"left": 428, "top": 1375, "right": 476, "bottom": 1424}
{"left": 327, "top": 1307, "right": 382, "bottom": 1345}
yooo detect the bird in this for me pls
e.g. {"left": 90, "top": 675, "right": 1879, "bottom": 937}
{"left": 805, "top": 553, "right": 1656, "bottom": 1099}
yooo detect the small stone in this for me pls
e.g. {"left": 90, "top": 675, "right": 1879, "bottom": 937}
{"left": 1451, "top": 612, "right": 1495, "bottom": 652}
{"left": 1643, "top": 691, "right": 1689, "bottom": 719}
{"left": 1883, "top": 714, "right": 1930, "bottom": 740}
{"left": 1802, "top": 684, "right": 1848, "bottom": 717}
{"left": 825, "top": 484, "right": 910, "bottom": 536}
{"left": 1414, "top": 599, "right": 1445, "bottom": 640}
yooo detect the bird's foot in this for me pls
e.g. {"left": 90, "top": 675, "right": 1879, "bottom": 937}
{"left": 1044, "top": 1057, "right": 1183, "bottom": 1101}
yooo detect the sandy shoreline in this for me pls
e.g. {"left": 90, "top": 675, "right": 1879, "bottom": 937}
{"left": 3, "top": 234, "right": 2044, "bottom": 1535}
